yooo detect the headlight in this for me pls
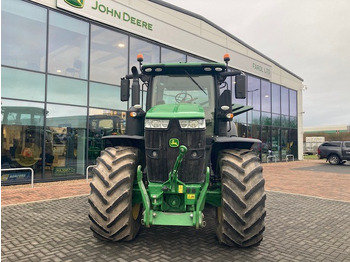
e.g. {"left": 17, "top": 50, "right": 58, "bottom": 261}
{"left": 145, "top": 119, "right": 169, "bottom": 129}
{"left": 179, "top": 119, "right": 206, "bottom": 129}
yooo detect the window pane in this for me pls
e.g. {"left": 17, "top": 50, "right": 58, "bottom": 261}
{"left": 272, "top": 127, "right": 281, "bottom": 161}
{"left": 290, "top": 116, "right": 297, "bottom": 128}
{"left": 290, "top": 90, "right": 297, "bottom": 116}
{"left": 290, "top": 129, "right": 298, "bottom": 159}
{"left": 1, "top": 99, "right": 44, "bottom": 179}
{"left": 88, "top": 108, "right": 126, "bottom": 164}
{"left": 161, "top": 47, "right": 186, "bottom": 63}
{"left": 261, "top": 112, "right": 272, "bottom": 126}
{"left": 261, "top": 80, "right": 271, "bottom": 112}
{"left": 47, "top": 75, "right": 87, "bottom": 106}
{"left": 2, "top": 0, "right": 47, "bottom": 71}
{"left": 90, "top": 25, "right": 128, "bottom": 85}
{"left": 281, "top": 115, "right": 289, "bottom": 128}
{"left": 247, "top": 76, "right": 260, "bottom": 110}
{"left": 281, "top": 129, "right": 289, "bottom": 160}
{"left": 272, "top": 83, "right": 280, "bottom": 114}
{"left": 281, "top": 86, "right": 289, "bottom": 115}
{"left": 46, "top": 104, "right": 86, "bottom": 178}
{"left": 261, "top": 126, "right": 272, "bottom": 162}
{"left": 89, "top": 82, "right": 127, "bottom": 110}
{"left": 272, "top": 113, "right": 281, "bottom": 127}
{"left": 187, "top": 56, "right": 208, "bottom": 63}
{"left": 248, "top": 110, "right": 260, "bottom": 125}
{"left": 48, "top": 11, "right": 89, "bottom": 79}
{"left": 130, "top": 37, "right": 160, "bottom": 70}
{"left": 1, "top": 67, "right": 45, "bottom": 101}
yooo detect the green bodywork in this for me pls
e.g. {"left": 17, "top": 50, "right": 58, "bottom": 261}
{"left": 133, "top": 103, "right": 221, "bottom": 228}
{"left": 146, "top": 104, "right": 205, "bottom": 119}
{"left": 134, "top": 146, "right": 217, "bottom": 228}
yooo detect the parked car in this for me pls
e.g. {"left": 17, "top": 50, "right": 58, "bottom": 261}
{"left": 317, "top": 141, "right": 350, "bottom": 165}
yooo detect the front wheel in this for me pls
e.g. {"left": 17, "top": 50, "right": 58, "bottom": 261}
{"left": 88, "top": 146, "right": 142, "bottom": 241}
{"left": 216, "top": 149, "right": 266, "bottom": 247}
{"left": 328, "top": 154, "right": 340, "bottom": 165}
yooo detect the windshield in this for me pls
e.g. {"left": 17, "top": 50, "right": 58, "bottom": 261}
{"left": 150, "top": 74, "right": 215, "bottom": 134}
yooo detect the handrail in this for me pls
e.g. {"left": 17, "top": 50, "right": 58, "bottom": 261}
{"left": 86, "top": 165, "right": 96, "bottom": 182}
{"left": 1, "top": 167, "right": 34, "bottom": 188}
{"left": 285, "top": 154, "right": 295, "bottom": 162}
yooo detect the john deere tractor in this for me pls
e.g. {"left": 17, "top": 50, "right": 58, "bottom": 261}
{"left": 88, "top": 54, "right": 266, "bottom": 247}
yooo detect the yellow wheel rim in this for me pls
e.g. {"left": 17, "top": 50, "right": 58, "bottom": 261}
{"left": 132, "top": 203, "right": 141, "bottom": 220}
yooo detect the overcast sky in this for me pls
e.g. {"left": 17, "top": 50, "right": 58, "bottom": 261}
{"left": 162, "top": 0, "right": 350, "bottom": 128}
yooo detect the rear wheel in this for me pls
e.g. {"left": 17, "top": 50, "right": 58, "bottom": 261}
{"left": 88, "top": 146, "right": 142, "bottom": 241}
{"left": 216, "top": 149, "right": 266, "bottom": 247}
{"left": 328, "top": 154, "right": 340, "bottom": 165}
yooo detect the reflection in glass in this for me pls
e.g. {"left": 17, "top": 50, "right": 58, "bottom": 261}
{"left": 281, "top": 129, "right": 289, "bottom": 160}
{"left": 89, "top": 82, "right": 127, "bottom": 111}
{"left": 272, "top": 127, "right": 281, "bottom": 161}
{"left": 290, "top": 90, "right": 297, "bottom": 116}
{"left": 47, "top": 75, "right": 87, "bottom": 106}
{"left": 272, "top": 113, "right": 281, "bottom": 127}
{"left": 272, "top": 83, "right": 280, "bottom": 114}
{"left": 88, "top": 108, "right": 126, "bottom": 164}
{"left": 290, "top": 129, "right": 298, "bottom": 159}
{"left": 90, "top": 25, "right": 128, "bottom": 85}
{"left": 248, "top": 110, "right": 260, "bottom": 125}
{"left": 46, "top": 104, "right": 87, "bottom": 178}
{"left": 281, "top": 115, "right": 289, "bottom": 128}
{"left": 48, "top": 11, "right": 89, "bottom": 79}
{"left": 130, "top": 37, "right": 160, "bottom": 70}
{"left": 247, "top": 76, "right": 260, "bottom": 110}
{"left": 1, "top": 67, "right": 45, "bottom": 101}
{"left": 187, "top": 56, "right": 208, "bottom": 63}
{"left": 233, "top": 112, "right": 247, "bottom": 137}
{"left": 261, "top": 80, "right": 271, "bottom": 112}
{"left": 1, "top": 99, "right": 44, "bottom": 180}
{"left": 2, "top": 0, "right": 47, "bottom": 71}
{"left": 261, "top": 112, "right": 272, "bottom": 126}
{"left": 281, "top": 86, "right": 289, "bottom": 115}
{"left": 290, "top": 116, "right": 297, "bottom": 128}
{"left": 261, "top": 126, "right": 272, "bottom": 162}
{"left": 161, "top": 47, "right": 186, "bottom": 63}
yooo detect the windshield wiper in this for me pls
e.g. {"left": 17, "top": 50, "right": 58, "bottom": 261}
{"left": 184, "top": 70, "right": 207, "bottom": 95}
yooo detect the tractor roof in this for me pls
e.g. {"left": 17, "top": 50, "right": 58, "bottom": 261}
{"left": 141, "top": 62, "right": 227, "bottom": 75}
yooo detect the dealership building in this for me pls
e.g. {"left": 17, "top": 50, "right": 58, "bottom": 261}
{"left": 1, "top": 0, "right": 304, "bottom": 183}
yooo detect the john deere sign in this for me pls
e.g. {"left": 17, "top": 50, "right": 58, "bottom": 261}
{"left": 57, "top": 0, "right": 154, "bottom": 32}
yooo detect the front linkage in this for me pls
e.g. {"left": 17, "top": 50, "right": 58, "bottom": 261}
{"left": 136, "top": 145, "right": 210, "bottom": 229}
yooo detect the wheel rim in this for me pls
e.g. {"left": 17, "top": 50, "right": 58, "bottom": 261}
{"left": 132, "top": 203, "right": 141, "bottom": 220}
{"left": 329, "top": 156, "right": 338, "bottom": 164}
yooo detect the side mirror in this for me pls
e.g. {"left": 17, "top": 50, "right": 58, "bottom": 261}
{"left": 120, "top": 78, "right": 130, "bottom": 101}
{"left": 235, "top": 75, "right": 247, "bottom": 99}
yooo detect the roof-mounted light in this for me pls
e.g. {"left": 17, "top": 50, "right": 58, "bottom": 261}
{"left": 137, "top": 53, "right": 144, "bottom": 62}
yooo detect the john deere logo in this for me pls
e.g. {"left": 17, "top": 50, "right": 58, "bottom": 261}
{"left": 169, "top": 138, "right": 179, "bottom": 148}
{"left": 64, "top": 0, "right": 84, "bottom": 8}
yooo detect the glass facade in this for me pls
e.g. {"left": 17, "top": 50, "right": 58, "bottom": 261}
{"left": 1, "top": 0, "right": 299, "bottom": 184}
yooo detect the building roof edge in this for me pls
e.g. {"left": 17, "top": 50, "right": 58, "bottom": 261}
{"left": 148, "top": 0, "right": 304, "bottom": 82}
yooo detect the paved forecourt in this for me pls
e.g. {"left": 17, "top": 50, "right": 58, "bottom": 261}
{"left": 1, "top": 192, "right": 350, "bottom": 262}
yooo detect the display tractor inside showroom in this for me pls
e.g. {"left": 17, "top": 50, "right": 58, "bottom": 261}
{"left": 88, "top": 54, "right": 266, "bottom": 247}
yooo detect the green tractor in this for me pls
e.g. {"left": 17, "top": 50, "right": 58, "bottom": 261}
{"left": 88, "top": 54, "right": 266, "bottom": 247}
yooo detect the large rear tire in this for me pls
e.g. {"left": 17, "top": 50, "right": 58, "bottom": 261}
{"left": 216, "top": 149, "right": 266, "bottom": 247}
{"left": 88, "top": 146, "right": 142, "bottom": 241}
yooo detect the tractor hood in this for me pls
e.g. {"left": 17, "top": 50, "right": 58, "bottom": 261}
{"left": 146, "top": 104, "right": 205, "bottom": 119}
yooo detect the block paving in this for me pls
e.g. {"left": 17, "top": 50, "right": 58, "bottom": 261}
{"left": 1, "top": 160, "right": 350, "bottom": 261}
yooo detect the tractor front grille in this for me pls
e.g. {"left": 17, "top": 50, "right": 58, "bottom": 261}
{"left": 145, "top": 119, "right": 206, "bottom": 183}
